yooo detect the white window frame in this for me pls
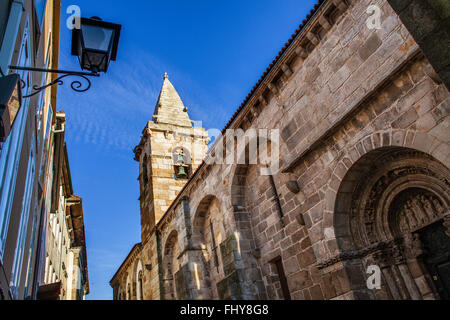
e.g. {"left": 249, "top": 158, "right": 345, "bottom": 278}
{"left": 0, "top": 19, "right": 32, "bottom": 257}
{"left": 9, "top": 129, "right": 36, "bottom": 298}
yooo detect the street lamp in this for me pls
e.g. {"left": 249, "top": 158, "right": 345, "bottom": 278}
{"left": 6, "top": 16, "right": 121, "bottom": 98}
{"left": 71, "top": 17, "right": 121, "bottom": 74}
{"left": 0, "top": 15, "right": 121, "bottom": 141}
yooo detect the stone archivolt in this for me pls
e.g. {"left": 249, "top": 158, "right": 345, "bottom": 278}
{"left": 350, "top": 151, "right": 449, "bottom": 247}
{"left": 331, "top": 148, "right": 449, "bottom": 299}
{"left": 396, "top": 192, "right": 444, "bottom": 234}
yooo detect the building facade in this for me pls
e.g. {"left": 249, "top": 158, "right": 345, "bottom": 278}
{"left": 112, "top": 0, "right": 450, "bottom": 300}
{"left": 0, "top": 0, "right": 89, "bottom": 300}
{"left": 40, "top": 111, "right": 89, "bottom": 300}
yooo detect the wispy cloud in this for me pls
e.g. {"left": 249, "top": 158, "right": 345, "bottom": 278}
{"left": 58, "top": 46, "right": 232, "bottom": 158}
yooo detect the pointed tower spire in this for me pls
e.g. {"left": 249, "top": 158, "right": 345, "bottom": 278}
{"left": 134, "top": 73, "right": 209, "bottom": 233}
{"left": 152, "top": 73, "right": 192, "bottom": 127}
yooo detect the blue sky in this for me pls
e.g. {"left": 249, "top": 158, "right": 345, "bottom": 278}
{"left": 57, "top": 0, "right": 318, "bottom": 300}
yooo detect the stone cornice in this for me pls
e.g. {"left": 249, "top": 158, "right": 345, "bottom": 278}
{"left": 316, "top": 240, "right": 392, "bottom": 270}
{"left": 147, "top": 121, "right": 208, "bottom": 136}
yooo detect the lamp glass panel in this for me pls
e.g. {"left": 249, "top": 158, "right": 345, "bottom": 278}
{"left": 83, "top": 51, "right": 107, "bottom": 72}
{"left": 8, "top": 85, "right": 21, "bottom": 127}
{"left": 81, "top": 24, "right": 114, "bottom": 52}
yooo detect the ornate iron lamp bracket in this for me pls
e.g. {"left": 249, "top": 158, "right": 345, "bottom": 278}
{"left": 8, "top": 66, "right": 100, "bottom": 98}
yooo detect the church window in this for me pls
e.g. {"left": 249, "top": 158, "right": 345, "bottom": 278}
{"left": 142, "top": 156, "right": 148, "bottom": 186}
{"left": 138, "top": 271, "right": 144, "bottom": 300}
{"left": 273, "top": 257, "right": 291, "bottom": 300}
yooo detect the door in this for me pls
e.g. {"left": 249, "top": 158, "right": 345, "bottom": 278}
{"left": 419, "top": 221, "right": 450, "bottom": 300}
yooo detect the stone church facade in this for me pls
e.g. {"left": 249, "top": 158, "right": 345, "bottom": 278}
{"left": 111, "top": 0, "right": 450, "bottom": 300}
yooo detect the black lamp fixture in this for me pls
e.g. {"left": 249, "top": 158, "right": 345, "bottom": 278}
{"left": 6, "top": 16, "right": 121, "bottom": 99}
{"left": 71, "top": 16, "right": 121, "bottom": 74}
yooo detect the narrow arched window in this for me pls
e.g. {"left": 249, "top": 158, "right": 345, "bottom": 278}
{"left": 142, "top": 156, "right": 148, "bottom": 186}
{"left": 138, "top": 271, "right": 144, "bottom": 300}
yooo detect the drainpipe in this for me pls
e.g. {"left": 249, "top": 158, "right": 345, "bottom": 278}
{"left": 31, "top": 203, "right": 46, "bottom": 299}
{"left": 155, "top": 229, "right": 164, "bottom": 300}
{"left": 0, "top": 0, "right": 25, "bottom": 73}
{"left": 268, "top": 174, "right": 285, "bottom": 225}
{"left": 181, "top": 196, "right": 192, "bottom": 249}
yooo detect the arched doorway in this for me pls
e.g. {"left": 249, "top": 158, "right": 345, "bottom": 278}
{"left": 134, "top": 260, "right": 144, "bottom": 300}
{"left": 334, "top": 147, "right": 450, "bottom": 299}
{"left": 418, "top": 221, "right": 450, "bottom": 299}
{"left": 192, "top": 195, "right": 226, "bottom": 299}
{"left": 228, "top": 134, "right": 279, "bottom": 300}
{"left": 163, "top": 231, "right": 179, "bottom": 300}
{"left": 137, "top": 270, "right": 144, "bottom": 300}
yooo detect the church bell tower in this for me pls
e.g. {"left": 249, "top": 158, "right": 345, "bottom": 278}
{"left": 133, "top": 73, "right": 209, "bottom": 244}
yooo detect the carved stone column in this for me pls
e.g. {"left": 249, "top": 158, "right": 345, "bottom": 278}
{"left": 392, "top": 242, "right": 422, "bottom": 300}
{"left": 403, "top": 233, "right": 435, "bottom": 299}
{"left": 373, "top": 249, "right": 402, "bottom": 299}
{"left": 388, "top": 244, "right": 412, "bottom": 300}
{"left": 363, "top": 252, "right": 391, "bottom": 299}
